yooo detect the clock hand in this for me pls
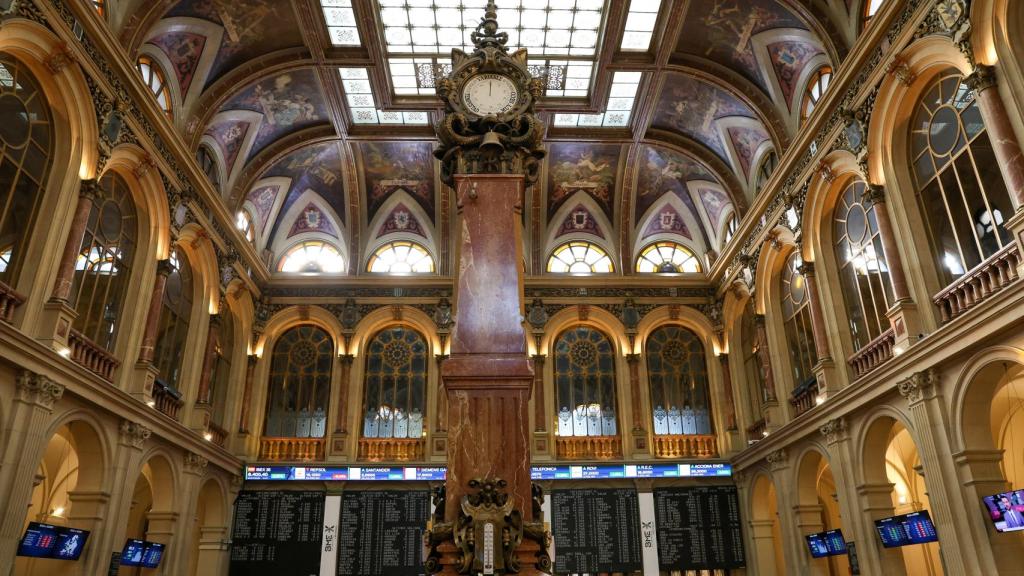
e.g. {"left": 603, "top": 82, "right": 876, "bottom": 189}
{"left": 489, "top": 81, "right": 492, "bottom": 96}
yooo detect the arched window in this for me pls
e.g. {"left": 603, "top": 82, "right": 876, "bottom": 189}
{"left": 279, "top": 241, "right": 345, "bottom": 273}
{"left": 70, "top": 172, "right": 138, "bottom": 351}
{"left": 755, "top": 149, "right": 778, "bottom": 194}
{"left": 236, "top": 210, "right": 254, "bottom": 242}
{"left": 910, "top": 70, "right": 1014, "bottom": 286}
{"left": 647, "top": 325, "right": 713, "bottom": 436}
{"left": 207, "top": 309, "right": 234, "bottom": 428}
{"left": 0, "top": 54, "right": 53, "bottom": 286}
{"left": 547, "top": 241, "right": 614, "bottom": 274}
{"left": 197, "top": 145, "right": 220, "bottom": 190}
{"left": 636, "top": 241, "right": 701, "bottom": 273}
{"left": 136, "top": 56, "right": 172, "bottom": 118}
{"left": 724, "top": 214, "right": 739, "bottom": 244}
{"left": 153, "top": 248, "right": 194, "bottom": 390}
{"left": 367, "top": 240, "right": 435, "bottom": 274}
{"left": 264, "top": 325, "right": 333, "bottom": 438}
{"left": 801, "top": 67, "right": 832, "bottom": 121}
{"left": 833, "top": 181, "right": 894, "bottom": 350}
{"left": 361, "top": 327, "right": 428, "bottom": 439}
{"left": 554, "top": 326, "right": 619, "bottom": 438}
{"left": 781, "top": 252, "right": 817, "bottom": 387}
{"left": 740, "top": 303, "right": 767, "bottom": 424}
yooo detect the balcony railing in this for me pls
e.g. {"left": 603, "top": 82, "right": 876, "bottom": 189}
{"left": 790, "top": 380, "right": 819, "bottom": 418}
{"left": 67, "top": 328, "right": 119, "bottom": 382}
{"left": 652, "top": 434, "right": 718, "bottom": 458}
{"left": 555, "top": 435, "right": 619, "bottom": 460}
{"left": 259, "top": 437, "right": 325, "bottom": 461}
{"left": 746, "top": 418, "right": 768, "bottom": 442}
{"left": 0, "top": 280, "right": 25, "bottom": 323}
{"left": 206, "top": 422, "right": 228, "bottom": 447}
{"left": 934, "top": 244, "right": 1021, "bottom": 322}
{"left": 151, "top": 380, "right": 183, "bottom": 420}
{"left": 847, "top": 327, "right": 896, "bottom": 378}
{"left": 358, "top": 437, "right": 425, "bottom": 462}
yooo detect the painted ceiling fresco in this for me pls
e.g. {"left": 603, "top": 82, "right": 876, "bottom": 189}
{"left": 376, "top": 203, "right": 428, "bottom": 240}
{"left": 204, "top": 118, "right": 249, "bottom": 177}
{"left": 555, "top": 204, "right": 605, "bottom": 240}
{"left": 218, "top": 69, "right": 329, "bottom": 162}
{"left": 547, "top": 143, "right": 622, "bottom": 221}
{"left": 358, "top": 141, "right": 436, "bottom": 225}
{"left": 260, "top": 141, "right": 345, "bottom": 242}
{"left": 676, "top": 0, "right": 809, "bottom": 93}
{"left": 164, "top": 0, "right": 303, "bottom": 89}
{"left": 148, "top": 30, "right": 207, "bottom": 97}
{"left": 768, "top": 39, "right": 826, "bottom": 108}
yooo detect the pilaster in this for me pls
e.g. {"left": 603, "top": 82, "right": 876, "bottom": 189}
{"left": 766, "top": 449, "right": 802, "bottom": 575}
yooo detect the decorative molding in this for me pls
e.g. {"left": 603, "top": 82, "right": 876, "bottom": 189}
{"left": 965, "top": 64, "right": 997, "bottom": 93}
{"left": 15, "top": 370, "right": 65, "bottom": 410}
{"left": 766, "top": 448, "right": 788, "bottom": 470}
{"left": 819, "top": 417, "right": 847, "bottom": 444}
{"left": 119, "top": 420, "right": 152, "bottom": 448}
{"left": 184, "top": 452, "right": 209, "bottom": 474}
{"left": 897, "top": 367, "right": 940, "bottom": 404}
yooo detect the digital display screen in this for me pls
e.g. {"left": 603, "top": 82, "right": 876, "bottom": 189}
{"left": 983, "top": 489, "right": 1024, "bottom": 532}
{"left": 244, "top": 462, "right": 732, "bottom": 481}
{"left": 806, "top": 529, "right": 847, "bottom": 558}
{"left": 141, "top": 542, "right": 165, "bottom": 568}
{"left": 120, "top": 539, "right": 146, "bottom": 566}
{"left": 51, "top": 527, "right": 89, "bottom": 560}
{"left": 17, "top": 523, "right": 59, "bottom": 558}
{"left": 875, "top": 511, "right": 938, "bottom": 547}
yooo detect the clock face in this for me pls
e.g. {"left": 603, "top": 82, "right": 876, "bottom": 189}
{"left": 461, "top": 74, "right": 519, "bottom": 116}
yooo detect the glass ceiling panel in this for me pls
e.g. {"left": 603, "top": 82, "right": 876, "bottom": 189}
{"left": 339, "top": 68, "right": 430, "bottom": 125}
{"left": 620, "top": 0, "right": 661, "bottom": 51}
{"left": 377, "top": 0, "right": 607, "bottom": 97}
{"left": 553, "top": 71, "right": 640, "bottom": 127}
{"left": 322, "top": 1, "right": 362, "bottom": 46}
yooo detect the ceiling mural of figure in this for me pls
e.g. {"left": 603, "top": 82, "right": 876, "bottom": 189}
{"left": 260, "top": 141, "right": 344, "bottom": 241}
{"left": 768, "top": 40, "right": 826, "bottom": 108}
{"left": 358, "top": 141, "right": 436, "bottom": 224}
{"left": 148, "top": 31, "right": 207, "bottom": 97}
{"left": 547, "top": 142, "right": 622, "bottom": 221}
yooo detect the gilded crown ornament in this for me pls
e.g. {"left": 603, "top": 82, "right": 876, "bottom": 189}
{"left": 434, "top": 1, "right": 546, "bottom": 187}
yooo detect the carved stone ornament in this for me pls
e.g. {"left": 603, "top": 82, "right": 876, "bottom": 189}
{"left": 184, "top": 452, "right": 208, "bottom": 473}
{"left": 433, "top": 1, "right": 546, "bottom": 187}
{"left": 841, "top": 108, "right": 866, "bottom": 152}
{"left": 119, "top": 420, "right": 152, "bottom": 448}
{"left": 425, "top": 478, "right": 551, "bottom": 574}
{"left": 15, "top": 370, "right": 65, "bottom": 410}
{"left": 766, "top": 449, "right": 788, "bottom": 470}
{"left": 966, "top": 64, "right": 998, "bottom": 93}
{"left": 338, "top": 298, "right": 360, "bottom": 330}
{"left": 935, "top": 0, "right": 968, "bottom": 33}
{"left": 526, "top": 299, "right": 548, "bottom": 329}
{"left": 433, "top": 296, "right": 454, "bottom": 330}
{"left": 898, "top": 367, "right": 940, "bottom": 404}
{"left": 819, "top": 417, "right": 847, "bottom": 444}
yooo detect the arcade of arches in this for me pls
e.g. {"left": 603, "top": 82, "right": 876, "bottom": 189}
{"left": 0, "top": 1, "right": 1023, "bottom": 575}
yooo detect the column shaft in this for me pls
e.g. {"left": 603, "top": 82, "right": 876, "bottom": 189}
{"left": 531, "top": 354, "right": 546, "bottom": 432}
{"left": 717, "top": 353, "right": 737, "bottom": 431}
{"left": 137, "top": 259, "right": 173, "bottom": 364}
{"left": 968, "top": 65, "right": 1024, "bottom": 208}
{"left": 51, "top": 180, "right": 100, "bottom": 302}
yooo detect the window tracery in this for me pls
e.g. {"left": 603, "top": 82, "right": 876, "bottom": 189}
{"left": 361, "top": 327, "right": 428, "bottom": 440}
{"left": 547, "top": 241, "right": 613, "bottom": 274}
{"left": 647, "top": 325, "right": 713, "bottom": 436}
{"left": 636, "top": 242, "right": 701, "bottom": 273}
{"left": 554, "top": 326, "right": 619, "bottom": 438}
{"left": 264, "top": 325, "right": 333, "bottom": 438}
{"left": 367, "top": 241, "right": 434, "bottom": 274}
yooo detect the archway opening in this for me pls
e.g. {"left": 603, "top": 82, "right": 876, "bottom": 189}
{"left": 751, "top": 474, "right": 787, "bottom": 576}
{"left": 188, "top": 480, "right": 226, "bottom": 576}
{"left": 796, "top": 451, "right": 850, "bottom": 576}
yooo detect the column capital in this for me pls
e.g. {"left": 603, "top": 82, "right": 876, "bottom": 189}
{"left": 796, "top": 260, "right": 815, "bottom": 277}
{"left": 338, "top": 353, "right": 355, "bottom": 365}
{"left": 862, "top": 183, "right": 887, "bottom": 205}
{"left": 119, "top": 419, "right": 151, "bottom": 449}
{"left": 79, "top": 178, "right": 103, "bottom": 201}
{"left": 898, "top": 367, "right": 940, "bottom": 404}
{"left": 247, "top": 354, "right": 259, "bottom": 367}
{"left": 966, "top": 64, "right": 998, "bottom": 92}
{"left": 766, "top": 448, "right": 788, "bottom": 471}
{"left": 184, "top": 452, "right": 208, "bottom": 475}
{"left": 819, "top": 417, "right": 847, "bottom": 444}
{"left": 717, "top": 352, "right": 729, "bottom": 364}
{"left": 155, "top": 258, "right": 174, "bottom": 278}
{"left": 625, "top": 352, "right": 641, "bottom": 364}
{"left": 530, "top": 353, "right": 546, "bottom": 363}
{"left": 15, "top": 370, "right": 64, "bottom": 410}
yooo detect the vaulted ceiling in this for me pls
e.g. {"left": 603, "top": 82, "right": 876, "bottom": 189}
{"left": 112, "top": 0, "right": 877, "bottom": 275}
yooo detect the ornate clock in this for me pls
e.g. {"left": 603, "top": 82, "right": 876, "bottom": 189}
{"left": 433, "top": 1, "right": 545, "bottom": 187}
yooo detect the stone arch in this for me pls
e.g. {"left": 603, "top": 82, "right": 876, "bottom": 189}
{"left": 794, "top": 446, "right": 851, "bottom": 575}
{"left": 188, "top": 476, "right": 230, "bottom": 576}
{"left": 539, "top": 306, "right": 628, "bottom": 357}
{"left": 349, "top": 305, "right": 440, "bottom": 357}
{"left": 256, "top": 305, "right": 345, "bottom": 358}
{"left": 749, "top": 470, "right": 788, "bottom": 576}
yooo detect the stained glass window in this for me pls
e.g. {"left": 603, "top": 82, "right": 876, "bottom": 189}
{"left": 547, "top": 241, "right": 613, "bottom": 274}
{"left": 136, "top": 56, "right": 171, "bottom": 118}
{"left": 833, "top": 181, "right": 894, "bottom": 350}
{"left": 70, "top": 172, "right": 138, "bottom": 351}
{"left": 361, "top": 327, "right": 429, "bottom": 439}
{"left": 0, "top": 54, "right": 52, "bottom": 286}
{"left": 647, "top": 325, "right": 713, "bottom": 436}
{"left": 554, "top": 326, "right": 618, "bottom": 438}
{"left": 279, "top": 241, "right": 345, "bottom": 274}
{"left": 781, "top": 252, "right": 817, "bottom": 388}
{"left": 801, "top": 67, "right": 832, "bottom": 121}
{"left": 367, "top": 241, "right": 435, "bottom": 274}
{"left": 264, "top": 325, "right": 333, "bottom": 438}
{"left": 910, "top": 70, "right": 1013, "bottom": 287}
{"left": 636, "top": 241, "right": 701, "bottom": 273}
{"left": 153, "top": 249, "right": 193, "bottom": 390}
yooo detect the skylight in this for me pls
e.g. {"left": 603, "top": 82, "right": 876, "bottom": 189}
{"left": 339, "top": 68, "right": 430, "bottom": 125}
{"left": 322, "top": 1, "right": 362, "bottom": 46}
{"left": 620, "top": 0, "right": 661, "bottom": 51}
{"left": 378, "top": 0, "right": 606, "bottom": 97}
{"left": 553, "top": 71, "right": 640, "bottom": 127}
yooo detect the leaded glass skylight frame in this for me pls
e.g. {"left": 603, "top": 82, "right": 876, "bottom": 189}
{"left": 322, "top": 1, "right": 362, "bottom": 46}
{"left": 376, "top": 0, "right": 608, "bottom": 98}
{"left": 620, "top": 0, "right": 661, "bottom": 51}
{"left": 553, "top": 71, "right": 640, "bottom": 127}
{"left": 339, "top": 68, "right": 430, "bottom": 125}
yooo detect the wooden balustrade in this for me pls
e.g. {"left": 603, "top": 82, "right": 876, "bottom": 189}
{"left": 259, "top": 437, "right": 326, "bottom": 461}
{"left": 555, "top": 435, "right": 619, "bottom": 460}
{"left": 151, "top": 380, "right": 183, "bottom": 420}
{"left": 0, "top": 280, "right": 24, "bottom": 323}
{"left": 790, "top": 381, "right": 819, "bottom": 418}
{"left": 206, "top": 422, "right": 228, "bottom": 447}
{"left": 746, "top": 419, "right": 767, "bottom": 442}
{"left": 934, "top": 244, "right": 1021, "bottom": 322}
{"left": 358, "top": 438, "right": 426, "bottom": 462}
{"left": 847, "top": 328, "right": 896, "bottom": 378}
{"left": 67, "top": 328, "right": 119, "bottom": 382}
{"left": 652, "top": 434, "right": 718, "bottom": 459}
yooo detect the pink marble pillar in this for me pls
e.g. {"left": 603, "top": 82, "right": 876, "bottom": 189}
{"left": 50, "top": 179, "right": 100, "bottom": 302}
{"left": 796, "top": 262, "right": 832, "bottom": 362}
{"left": 137, "top": 259, "right": 173, "bottom": 364}
{"left": 196, "top": 314, "right": 221, "bottom": 404}
{"left": 863, "top": 184, "right": 911, "bottom": 301}
{"left": 753, "top": 314, "right": 778, "bottom": 403}
{"left": 625, "top": 353, "right": 645, "bottom": 432}
{"left": 718, "top": 353, "right": 738, "bottom": 431}
{"left": 967, "top": 65, "right": 1024, "bottom": 208}
{"left": 238, "top": 355, "right": 257, "bottom": 434}
{"left": 334, "top": 354, "right": 354, "bottom": 434}
{"left": 531, "top": 354, "right": 546, "bottom": 432}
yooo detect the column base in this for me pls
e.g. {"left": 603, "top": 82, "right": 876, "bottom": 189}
{"left": 886, "top": 298, "right": 923, "bottom": 354}
{"left": 813, "top": 358, "right": 838, "bottom": 396}
{"left": 1007, "top": 207, "right": 1024, "bottom": 278}
{"left": 36, "top": 298, "right": 76, "bottom": 351}
{"left": 532, "top": 431, "right": 551, "bottom": 457}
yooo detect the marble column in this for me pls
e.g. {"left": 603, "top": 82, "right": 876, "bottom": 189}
{"left": 50, "top": 178, "right": 100, "bottom": 302}
{"left": 797, "top": 262, "right": 838, "bottom": 393}
{"left": 531, "top": 354, "right": 546, "bottom": 433}
{"left": 0, "top": 371, "right": 64, "bottom": 568}
{"left": 966, "top": 65, "right": 1024, "bottom": 209}
{"left": 196, "top": 314, "right": 222, "bottom": 405}
{"left": 717, "top": 353, "right": 737, "bottom": 431}
{"left": 334, "top": 354, "right": 354, "bottom": 435}
{"left": 753, "top": 315, "right": 778, "bottom": 403}
{"left": 237, "top": 355, "right": 257, "bottom": 434}
{"left": 137, "top": 259, "right": 174, "bottom": 364}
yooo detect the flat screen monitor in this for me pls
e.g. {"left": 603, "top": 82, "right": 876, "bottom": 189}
{"left": 16, "top": 523, "right": 59, "bottom": 558}
{"left": 805, "top": 529, "right": 847, "bottom": 558}
{"left": 875, "top": 510, "right": 939, "bottom": 547}
{"left": 120, "top": 539, "right": 146, "bottom": 566}
{"left": 141, "top": 541, "right": 165, "bottom": 568}
{"left": 51, "top": 527, "right": 89, "bottom": 560}
{"left": 983, "top": 489, "right": 1024, "bottom": 533}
